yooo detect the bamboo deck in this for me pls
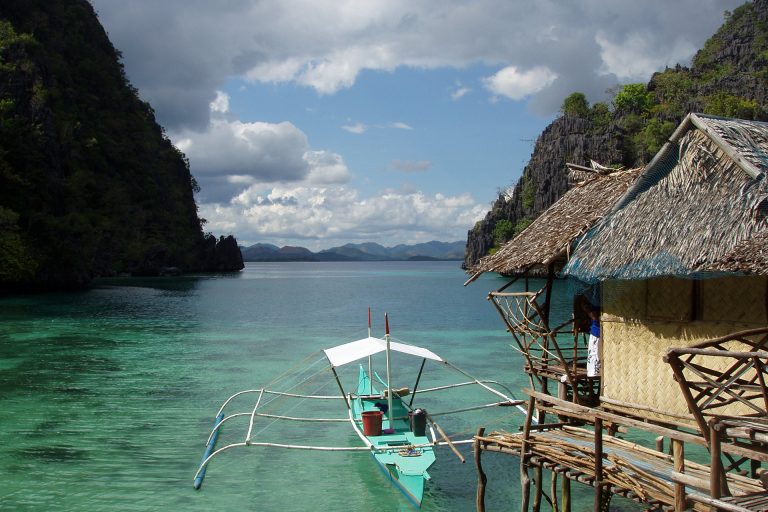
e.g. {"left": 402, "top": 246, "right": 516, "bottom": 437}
{"left": 524, "top": 362, "right": 596, "bottom": 382}
{"left": 475, "top": 426, "right": 767, "bottom": 511}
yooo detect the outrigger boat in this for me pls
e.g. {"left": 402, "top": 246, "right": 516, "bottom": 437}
{"left": 193, "top": 312, "right": 525, "bottom": 507}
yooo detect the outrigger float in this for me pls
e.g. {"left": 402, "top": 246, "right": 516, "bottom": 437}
{"left": 193, "top": 312, "right": 526, "bottom": 507}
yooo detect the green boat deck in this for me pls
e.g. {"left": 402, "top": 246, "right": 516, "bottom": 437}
{"left": 352, "top": 366, "right": 436, "bottom": 506}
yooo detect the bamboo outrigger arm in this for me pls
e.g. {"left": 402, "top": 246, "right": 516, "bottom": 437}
{"left": 216, "top": 388, "right": 345, "bottom": 417}
{"left": 443, "top": 361, "right": 529, "bottom": 416}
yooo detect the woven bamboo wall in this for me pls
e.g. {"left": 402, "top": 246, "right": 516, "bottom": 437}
{"left": 601, "top": 276, "right": 768, "bottom": 424}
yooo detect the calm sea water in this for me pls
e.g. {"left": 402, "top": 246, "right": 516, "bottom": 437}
{"left": 0, "top": 261, "right": 627, "bottom": 511}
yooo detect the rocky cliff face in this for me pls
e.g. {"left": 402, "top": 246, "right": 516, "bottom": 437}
{"left": 464, "top": 116, "right": 626, "bottom": 267}
{"left": 199, "top": 235, "right": 245, "bottom": 272}
{"left": 0, "top": 0, "right": 242, "bottom": 291}
{"left": 464, "top": 0, "right": 768, "bottom": 269}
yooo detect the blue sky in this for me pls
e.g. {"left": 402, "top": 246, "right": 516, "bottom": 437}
{"left": 221, "top": 66, "right": 549, "bottom": 200}
{"left": 91, "top": 0, "right": 742, "bottom": 250}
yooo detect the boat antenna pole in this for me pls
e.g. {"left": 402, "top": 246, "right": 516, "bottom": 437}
{"left": 385, "top": 313, "right": 393, "bottom": 430}
{"left": 368, "top": 307, "right": 373, "bottom": 395}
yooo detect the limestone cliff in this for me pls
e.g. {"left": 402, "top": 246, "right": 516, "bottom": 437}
{"left": 0, "top": 0, "right": 242, "bottom": 291}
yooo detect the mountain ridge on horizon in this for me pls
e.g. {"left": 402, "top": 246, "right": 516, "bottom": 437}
{"left": 240, "top": 240, "right": 465, "bottom": 262}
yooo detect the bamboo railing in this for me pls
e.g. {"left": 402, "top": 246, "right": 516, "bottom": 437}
{"left": 664, "top": 327, "right": 768, "bottom": 443}
{"left": 488, "top": 288, "right": 599, "bottom": 405}
{"left": 664, "top": 327, "right": 768, "bottom": 501}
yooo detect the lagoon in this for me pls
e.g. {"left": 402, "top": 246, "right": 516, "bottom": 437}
{"left": 0, "top": 261, "right": 628, "bottom": 511}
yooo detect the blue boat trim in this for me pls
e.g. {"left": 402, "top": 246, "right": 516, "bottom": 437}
{"left": 193, "top": 412, "right": 225, "bottom": 490}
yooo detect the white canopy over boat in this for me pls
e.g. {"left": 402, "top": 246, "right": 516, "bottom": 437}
{"left": 323, "top": 336, "right": 444, "bottom": 368}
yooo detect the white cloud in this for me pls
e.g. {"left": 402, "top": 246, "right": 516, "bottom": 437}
{"left": 209, "top": 90, "right": 230, "bottom": 114}
{"left": 451, "top": 85, "right": 471, "bottom": 101}
{"left": 342, "top": 122, "right": 367, "bottom": 134}
{"left": 389, "top": 122, "right": 413, "bottom": 130}
{"left": 173, "top": 100, "right": 350, "bottom": 202}
{"left": 483, "top": 65, "right": 558, "bottom": 101}
{"left": 304, "top": 151, "right": 351, "bottom": 184}
{"left": 201, "top": 185, "right": 486, "bottom": 249}
{"left": 177, "top": 119, "right": 309, "bottom": 180}
{"left": 89, "top": 0, "right": 743, "bottom": 247}
{"left": 596, "top": 31, "right": 697, "bottom": 81}
{"left": 92, "top": 0, "right": 741, "bottom": 130}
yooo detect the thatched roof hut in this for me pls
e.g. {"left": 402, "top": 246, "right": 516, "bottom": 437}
{"left": 565, "top": 113, "right": 768, "bottom": 282}
{"left": 465, "top": 164, "right": 641, "bottom": 284}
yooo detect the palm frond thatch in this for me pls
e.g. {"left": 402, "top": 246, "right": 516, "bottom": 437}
{"left": 565, "top": 114, "right": 768, "bottom": 282}
{"left": 466, "top": 165, "right": 642, "bottom": 281}
{"left": 704, "top": 230, "right": 768, "bottom": 274}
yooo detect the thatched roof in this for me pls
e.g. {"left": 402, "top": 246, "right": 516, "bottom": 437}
{"left": 704, "top": 230, "right": 768, "bottom": 275}
{"left": 465, "top": 164, "right": 642, "bottom": 284}
{"left": 565, "top": 113, "right": 768, "bottom": 283}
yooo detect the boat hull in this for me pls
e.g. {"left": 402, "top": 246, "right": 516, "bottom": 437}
{"left": 352, "top": 366, "right": 435, "bottom": 507}
{"left": 371, "top": 451, "right": 427, "bottom": 507}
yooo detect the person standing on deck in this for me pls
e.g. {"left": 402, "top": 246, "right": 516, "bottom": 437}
{"left": 586, "top": 305, "right": 600, "bottom": 377}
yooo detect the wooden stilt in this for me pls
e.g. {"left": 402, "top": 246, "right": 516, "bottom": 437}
{"left": 521, "top": 397, "right": 535, "bottom": 512}
{"left": 550, "top": 470, "right": 559, "bottom": 512}
{"left": 521, "top": 455, "right": 531, "bottom": 512}
{"left": 561, "top": 474, "right": 571, "bottom": 512}
{"left": 710, "top": 420, "right": 722, "bottom": 502}
{"left": 533, "top": 465, "right": 543, "bottom": 512}
{"left": 593, "top": 418, "right": 603, "bottom": 512}
{"left": 475, "top": 427, "right": 487, "bottom": 512}
{"left": 672, "top": 438, "right": 686, "bottom": 511}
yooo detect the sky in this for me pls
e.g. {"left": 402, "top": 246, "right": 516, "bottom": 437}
{"left": 90, "top": 0, "right": 742, "bottom": 250}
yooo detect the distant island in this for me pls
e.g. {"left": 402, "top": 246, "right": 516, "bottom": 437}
{"left": 240, "top": 241, "right": 465, "bottom": 262}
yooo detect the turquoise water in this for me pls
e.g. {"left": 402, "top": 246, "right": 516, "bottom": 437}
{"left": 0, "top": 261, "right": 625, "bottom": 511}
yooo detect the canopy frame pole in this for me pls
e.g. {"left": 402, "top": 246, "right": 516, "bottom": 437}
{"left": 385, "top": 314, "right": 394, "bottom": 429}
{"left": 368, "top": 307, "right": 373, "bottom": 395}
{"left": 409, "top": 358, "right": 427, "bottom": 408}
{"left": 330, "top": 366, "right": 350, "bottom": 409}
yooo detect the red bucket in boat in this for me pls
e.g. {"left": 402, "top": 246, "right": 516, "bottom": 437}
{"left": 361, "top": 410, "right": 383, "bottom": 436}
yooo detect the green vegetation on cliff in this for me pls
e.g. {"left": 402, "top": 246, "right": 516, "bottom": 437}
{"left": 0, "top": 1, "right": 241, "bottom": 291}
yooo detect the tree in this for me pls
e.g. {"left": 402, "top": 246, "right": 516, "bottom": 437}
{"left": 704, "top": 92, "right": 759, "bottom": 119}
{"left": 561, "top": 92, "right": 590, "bottom": 117}
{"left": 613, "top": 83, "right": 654, "bottom": 115}
{"left": 492, "top": 220, "right": 515, "bottom": 247}
{"left": 521, "top": 175, "right": 537, "bottom": 210}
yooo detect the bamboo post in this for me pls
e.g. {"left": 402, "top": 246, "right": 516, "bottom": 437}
{"left": 521, "top": 454, "right": 531, "bottom": 512}
{"left": 542, "top": 263, "right": 556, "bottom": 402}
{"left": 753, "top": 354, "right": 768, "bottom": 414}
{"left": 673, "top": 438, "right": 686, "bottom": 512}
{"left": 593, "top": 418, "right": 603, "bottom": 512}
{"left": 664, "top": 353, "right": 711, "bottom": 442}
{"left": 656, "top": 436, "right": 664, "bottom": 453}
{"left": 550, "top": 471, "right": 559, "bottom": 512}
{"left": 475, "top": 427, "right": 487, "bottom": 512}
{"left": 521, "top": 396, "right": 536, "bottom": 512}
{"left": 561, "top": 474, "right": 571, "bottom": 512}
{"left": 533, "top": 464, "right": 543, "bottom": 512}
{"left": 710, "top": 420, "right": 722, "bottom": 502}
